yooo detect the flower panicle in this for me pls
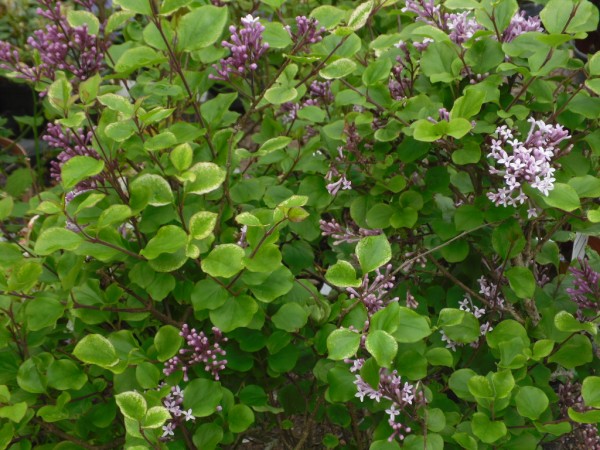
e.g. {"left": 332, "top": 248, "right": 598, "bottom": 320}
{"left": 211, "top": 14, "right": 269, "bottom": 82}
{"left": 163, "top": 324, "right": 228, "bottom": 382}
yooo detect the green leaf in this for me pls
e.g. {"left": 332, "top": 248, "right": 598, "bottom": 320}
{"left": 209, "top": 295, "right": 258, "bottom": 332}
{"left": 0, "top": 196, "right": 13, "bottom": 221}
{"left": 264, "top": 86, "right": 298, "bottom": 105}
{"left": 310, "top": 5, "right": 346, "bottom": 29}
{"left": 0, "top": 403, "right": 27, "bottom": 423}
{"left": 160, "top": 0, "right": 192, "bottom": 14}
{"left": 263, "top": 22, "right": 293, "bottom": 49}
{"left": 471, "top": 412, "right": 507, "bottom": 444}
{"left": 154, "top": 325, "right": 183, "bottom": 362}
{"left": 393, "top": 307, "right": 432, "bottom": 343}
{"left": 185, "top": 162, "right": 226, "bottom": 195}
{"left": 454, "top": 205, "right": 484, "bottom": 231}
{"left": 113, "top": 0, "right": 152, "bottom": 14}
{"left": 451, "top": 89, "right": 485, "bottom": 119}
{"left": 582, "top": 376, "right": 600, "bottom": 408}
{"left": 543, "top": 183, "right": 581, "bottom": 211}
{"left": 228, "top": 404, "right": 255, "bottom": 433}
{"left": 144, "top": 131, "right": 177, "bottom": 152}
{"left": 189, "top": 211, "right": 218, "bottom": 240}
{"left": 327, "top": 329, "right": 361, "bottom": 360}
{"left": 47, "top": 359, "right": 87, "bottom": 391}
{"left": 183, "top": 378, "right": 223, "bottom": 417}
{"left": 136, "top": 362, "right": 160, "bottom": 389}
{"left": 129, "top": 174, "right": 174, "bottom": 210}
{"left": 465, "top": 38, "right": 505, "bottom": 73}
{"left": 554, "top": 311, "right": 597, "bottom": 335}
{"left": 140, "top": 225, "right": 187, "bottom": 259}
{"left": 506, "top": 266, "right": 536, "bottom": 299}
{"left": 568, "top": 407, "right": 600, "bottom": 424}
{"left": 73, "top": 334, "right": 119, "bottom": 368}
{"left": 549, "top": 334, "right": 593, "bottom": 369}
{"left": 356, "top": 234, "right": 392, "bottom": 273}
{"left": 421, "top": 41, "right": 459, "bottom": 83}
{"left": 97, "top": 93, "right": 134, "bottom": 117}
{"left": 258, "top": 136, "right": 292, "bottom": 154}
{"left": 438, "top": 308, "right": 480, "bottom": 343}
{"left": 541, "top": 0, "right": 599, "bottom": 34}
{"left": 98, "top": 204, "right": 132, "bottom": 228}
{"left": 67, "top": 10, "right": 100, "bottom": 35}
{"left": 202, "top": 244, "right": 245, "bottom": 278}
{"left": 47, "top": 78, "right": 72, "bottom": 112}
{"left": 61, "top": 156, "right": 104, "bottom": 190}
{"left": 193, "top": 422, "right": 223, "bottom": 450}
{"left": 319, "top": 58, "right": 357, "bottom": 79}
{"left": 365, "top": 330, "right": 397, "bottom": 368}
{"left": 34, "top": 228, "right": 83, "bottom": 255}
{"left": 114, "top": 46, "right": 166, "bottom": 73}
{"left": 515, "top": 386, "right": 549, "bottom": 420}
{"left": 568, "top": 175, "right": 600, "bottom": 198}
{"left": 142, "top": 406, "right": 171, "bottom": 429}
{"left": 116, "top": 391, "right": 147, "bottom": 421}
{"left": 177, "top": 6, "right": 228, "bottom": 52}
{"left": 105, "top": 120, "right": 137, "bottom": 141}
{"left": 17, "top": 358, "right": 46, "bottom": 393}
{"left": 362, "top": 58, "right": 392, "bottom": 86}
{"left": 25, "top": 294, "right": 64, "bottom": 331}
{"left": 449, "top": 368, "right": 477, "bottom": 401}
{"left": 325, "top": 260, "right": 362, "bottom": 288}
{"left": 348, "top": 1, "right": 373, "bottom": 31}
{"left": 452, "top": 141, "right": 481, "bottom": 165}
{"left": 272, "top": 303, "right": 309, "bottom": 332}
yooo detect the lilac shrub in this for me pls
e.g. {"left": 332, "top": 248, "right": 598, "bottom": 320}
{"left": 0, "top": 0, "right": 599, "bottom": 449}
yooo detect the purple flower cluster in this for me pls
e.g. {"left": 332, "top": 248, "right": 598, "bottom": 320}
{"left": 566, "top": 259, "right": 600, "bottom": 316}
{"left": 401, "top": 2, "right": 543, "bottom": 46}
{"left": 0, "top": 0, "right": 105, "bottom": 87}
{"left": 43, "top": 122, "right": 100, "bottom": 182}
{"left": 446, "top": 11, "right": 483, "bottom": 44}
{"left": 160, "top": 385, "right": 195, "bottom": 440}
{"left": 347, "top": 264, "right": 399, "bottom": 316}
{"left": 211, "top": 14, "right": 269, "bottom": 82}
{"left": 389, "top": 41, "right": 414, "bottom": 101}
{"left": 401, "top": 0, "right": 443, "bottom": 27}
{"left": 351, "top": 360, "right": 422, "bottom": 442}
{"left": 319, "top": 218, "right": 381, "bottom": 246}
{"left": 286, "top": 16, "right": 325, "bottom": 53}
{"left": 279, "top": 80, "right": 332, "bottom": 122}
{"left": 558, "top": 379, "right": 600, "bottom": 449}
{"left": 163, "top": 324, "right": 227, "bottom": 382}
{"left": 487, "top": 118, "right": 570, "bottom": 208}
{"left": 503, "top": 11, "right": 544, "bottom": 42}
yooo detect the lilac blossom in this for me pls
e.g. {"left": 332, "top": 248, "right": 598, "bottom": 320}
{"left": 286, "top": 16, "right": 325, "bottom": 52}
{"left": 487, "top": 118, "right": 570, "bottom": 208}
{"left": 352, "top": 363, "right": 422, "bottom": 442}
{"left": 413, "top": 37, "right": 434, "bottom": 52}
{"left": 43, "top": 122, "right": 101, "bottom": 183}
{"left": 163, "top": 324, "right": 227, "bottom": 382}
{"left": 347, "top": 264, "right": 399, "bottom": 316}
{"left": 211, "top": 14, "right": 269, "bottom": 82}
{"left": 558, "top": 379, "right": 600, "bottom": 449}
{"left": 0, "top": 0, "right": 105, "bottom": 87}
{"left": 503, "top": 11, "right": 544, "bottom": 42}
{"left": 446, "top": 11, "right": 483, "bottom": 44}
{"left": 401, "top": 0, "right": 443, "bottom": 27}
{"left": 477, "top": 275, "right": 506, "bottom": 310}
{"left": 160, "top": 385, "right": 195, "bottom": 441}
{"left": 325, "top": 167, "right": 352, "bottom": 195}
{"left": 319, "top": 218, "right": 381, "bottom": 246}
{"left": 389, "top": 40, "right": 413, "bottom": 101}
{"left": 309, "top": 80, "right": 333, "bottom": 104}
{"left": 566, "top": 259, "right": 600, "bottom": 317}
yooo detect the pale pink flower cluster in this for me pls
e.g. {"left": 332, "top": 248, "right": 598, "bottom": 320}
{"left": 487, "top": 118, "right": 570, "bottom": 208}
